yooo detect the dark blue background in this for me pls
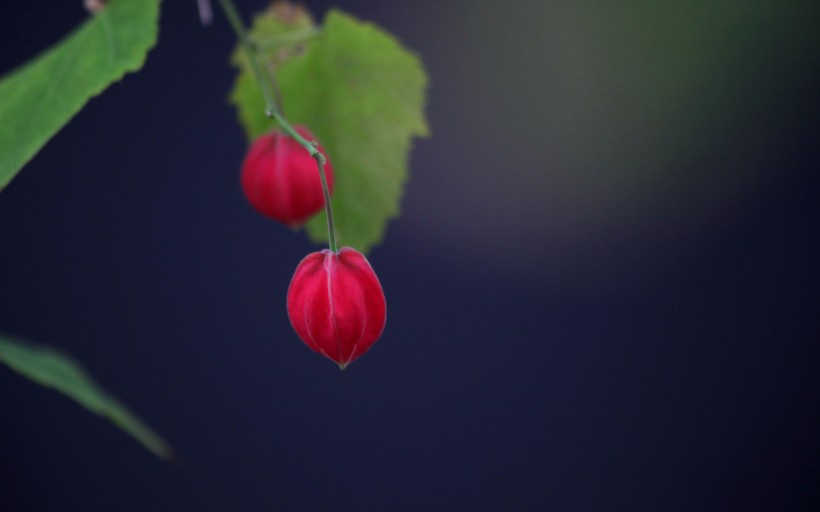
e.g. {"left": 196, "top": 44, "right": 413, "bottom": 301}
{"left": 1, "top": 1, "right": 818, "bottom": 510}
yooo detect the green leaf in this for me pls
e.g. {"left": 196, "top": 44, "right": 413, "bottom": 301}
{"left": 230, "top": 8, "right": 429, "bottom": 252}
{"left": 0, "top": 0, "right": 161, "bottom": 191}
{"left": 0, "top": 334, "right": 173, "bottom": 461}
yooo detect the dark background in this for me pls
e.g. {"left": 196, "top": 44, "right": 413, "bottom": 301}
{"left": 1, "top": 1, "right": 819, "bottom": 510}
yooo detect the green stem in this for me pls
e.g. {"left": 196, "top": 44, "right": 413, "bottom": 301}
{"left": 217, "top": 0, "right": 338, "bottom": 253}
{"left": 261, "top": 60, "right": 285, "bottom": 116}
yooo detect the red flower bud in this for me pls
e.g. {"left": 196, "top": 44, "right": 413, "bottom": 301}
{"left": 287, "top": 248, "right": 387, "bottom": 369}
{"left": 240, "top": 126, "right": 333, "bottom": 227}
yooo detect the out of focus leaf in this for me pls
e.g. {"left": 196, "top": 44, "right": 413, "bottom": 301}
{"left": 0, "top": 0, "right": 161, "bottom": 191}
{"left": 230, "top": 7, "right": 429, "bottom": 252}
{"left": 0, "top": 334, "right": 173, "bottom": 461}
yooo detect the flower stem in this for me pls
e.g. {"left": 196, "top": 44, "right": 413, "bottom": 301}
{"left": 261, "top": 60, "right": 285, "bottom": 116}
{"left": 216, "top": 0, "right": 338, "bottom": 253}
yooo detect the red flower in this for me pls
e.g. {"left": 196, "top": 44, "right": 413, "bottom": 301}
{"left": 287, "top": 248, "right": 387, "bottom": 369}
{"left": 240, "top": 126, "right": 333, "bottom": 227}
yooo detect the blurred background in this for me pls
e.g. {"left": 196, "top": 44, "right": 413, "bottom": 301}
{"left": 1, "top": 1, "right": 818, "bottom": 510}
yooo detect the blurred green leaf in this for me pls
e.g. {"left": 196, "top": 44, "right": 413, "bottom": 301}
{"left": 0, "top": 334, "right": 173, "bottom": 461}
{"left": 0, "top": 0, "right": 161, "bottom": 191}
{"left": 230, "top": 8, "right": 429, "bottom": 252}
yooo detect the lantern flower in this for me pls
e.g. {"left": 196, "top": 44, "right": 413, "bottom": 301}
{"left": 240, "top": 125, "right": 333, "bottom": 227}
{"left": 287, "top": 248, "right": 387, "bottom": 369}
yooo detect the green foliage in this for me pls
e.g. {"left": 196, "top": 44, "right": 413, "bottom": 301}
{"left": 0, "top": 334, "right": 173, "bottom": 460}
{"left": 230, "top": 7, "right": 429, "bottom": 253}
{"left": 0, "top": 0, "right": 167, "bottom": 461}
{"left": 0, "top": 0, "right": 161, "bottom": 191}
